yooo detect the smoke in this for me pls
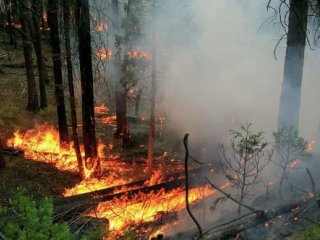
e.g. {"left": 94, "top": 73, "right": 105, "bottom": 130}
{"left": 153, "top": 0, "right": 320, "bottom": 143}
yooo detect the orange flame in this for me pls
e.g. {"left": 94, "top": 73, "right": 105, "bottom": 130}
{"left": 127, "top": 49, "right": 152, "bottom": 60}
{"left": 306, "top": 140, "right": 315, "bottom": 153}
{"left": 7, "top": 123, "right": 104, "bottom": 178}
{"left": 96, "top": 48, "right": 112, "bottom": 60}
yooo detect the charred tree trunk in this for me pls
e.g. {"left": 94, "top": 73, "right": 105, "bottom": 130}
{"left": 0, "top": 137, "right": 5, "bottom": 169}
{"left": 76, "top": 0, "right": 101, "bottom": 175}
{"left": 113, "top": 0, "right": 130, "bottom": 144}
{"left": 20, "top": 0, "right": 39, "bottom": 112}
{"left": 278, "top": 0, "right": 308, "bottom": 129}
{"left": 6, "top": 0, "right": 16, "bottom": 47}
{"left": 63, "top": 0, "right": 84, "bottom": 179}
{"left": 48, "top": 0, "right": 69, "bottom": 146}
{"left": 147, "top": 1, "right": 157, "bottom": 170}
{"left": 32, "top": 0, "right": 48, "bottom": 109}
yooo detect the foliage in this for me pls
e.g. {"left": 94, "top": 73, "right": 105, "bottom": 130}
{"left": 298, "top": 224, "right": 320, "bottom": 240}
{"left": 0, "top": 188, "right": 105, "bottom": 240}
{"left": 273, "top": 125, "right": 310, "bottom": 165}
{"left": 273, "top": 125, "right": 311, "bottom": 197}
{"left": 219, "top": 122, "right": 272, "bottom": 214}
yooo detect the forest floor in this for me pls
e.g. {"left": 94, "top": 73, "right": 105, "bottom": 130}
{"left": 0, "top": 42, "right": 185, "bottom": 207}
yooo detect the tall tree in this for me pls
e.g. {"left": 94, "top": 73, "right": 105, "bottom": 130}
{"left": 32, "top": 0, "right": 48, "bottom": 109}
{"left": 278, "top": 0, "right": 308, "bottom": 129}
{"left": 63, "top": 0, "right": 84, "bottom": 178}
{"left": 48, "top": 0, "right": 69, "bottom": 146}
{"left": 5, "top": 0, "right": 16, "bottom": 47}
{"left": 20, "top": 0, "right": 39, "bottom": 112}
{"left": 147, "top": 0, "right": 157, "bottom": 170}
{"left": 76, "top": 0, "right": 101, "bottom": 174}
{"left": 113, "top": 0, "right": 130, "bottom": 143}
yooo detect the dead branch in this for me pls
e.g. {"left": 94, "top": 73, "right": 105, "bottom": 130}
{"left": 205, "top": 177, "right": 258, "bottom": 213}
{"left": 306, "top": 168, "right": 316, "bottom": 193}
{"left": 184, "top": 134, "right": 203, "bottom": 239}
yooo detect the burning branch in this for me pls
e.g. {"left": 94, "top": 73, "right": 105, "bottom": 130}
{"left": 183, "top": 134, "right": 203, "bottom": 239}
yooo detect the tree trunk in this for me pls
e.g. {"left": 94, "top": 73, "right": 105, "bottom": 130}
{"left": 32, "top": 0, "right": 48, "bottom": 109}
{"left": 6, "top": 0, "right": 16, "bottom": 47}
{"left": 0, "top": 137, "right": 5, "bottom": 169}
{"left": 20, "top": 0, "right": 39, "bottom": 112}
{"left": 63, "top": 0, "right": 84, "bottom": 179}
{"left": 134, "top": 89, "right": 142, "bottom": 116}
{"left": 113, "top": 0, "right": 130, "bottom": 144}
{"left": 48, "top": 0, "right": 69, "bottom": 146}
{"left": 76, "top": 0, "right": 101, "bottom": 175}
{"left": 147, "top": 1, "right": 157, "bottom": 170}
{"left": 278, "top": 0, "right": 308, "bottom": 129}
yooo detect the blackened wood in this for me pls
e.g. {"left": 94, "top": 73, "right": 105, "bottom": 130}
{"left": 63, "top": 0, "right": 84, "bottom": 179}
{"left": 76, "top": 0, "right": 100, "bottom": 174}
{"left": 48, "top": 0, "right": 69, "bottom": 146}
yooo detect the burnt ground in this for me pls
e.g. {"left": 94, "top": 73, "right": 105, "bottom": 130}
{"left": 0, "top": 41, "right": 186, "bottom": 205}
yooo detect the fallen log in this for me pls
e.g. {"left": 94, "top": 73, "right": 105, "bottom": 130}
{"left": 202, "top": 197, "right": 317, "bottom": 239}
{"left": 54, "top": 171, "right": 205, "bottom": 221}
{"left": 55, "top": 167, "right": 202, "bottom": 207}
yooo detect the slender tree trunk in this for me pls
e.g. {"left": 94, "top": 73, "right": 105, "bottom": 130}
{"left": 32, "top": 0, "right": 48, "bottom": 109}
{"left": 48, "top": 0, "right": 69, "bottom": 146}
{"left": 6, "top": 0, "right": 16, "bottom": 47}
{"left": 63, "top": 0, "right": 84, "bottom": 179}
{"left": 147, "top": 1, "right": 157, "bottom": 170}
{"left": 20, "top": 0, "right": 39, "bottom": 112}
{"left": 113, "top": 0, "right": 130, "bottom": 144}
{"left": 76, "top": 0, "right": 101, "bottom": 175}
{"left": 278, "top": 0, "right": 308, "bottom": 129}
{"left": 135, "top": 89, "right": 142, "bottom": 117}
{"left": 0, "top": 137, "right": 5, "bottom": 169}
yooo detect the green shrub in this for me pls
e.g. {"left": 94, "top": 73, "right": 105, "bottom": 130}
{"left": 0, "top": 188, "right": 106, "bottom": 240}
{"left": 299, "top": 224, "right": 320, "bottom": 240}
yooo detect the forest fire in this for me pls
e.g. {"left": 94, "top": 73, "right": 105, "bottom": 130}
{"left": 86, "top": 185, "right": 216, "bottom": 232}
{"left": 306, "top": 140, "right": 315, "bottom": 153}
{"left": 96, "top": 48, "right": 113, "bottom": 60}
{"left": 95, "top": 104, "right": 110, "bottom": 115}
{"left": 127, "top": 49, "right": 152, "bottom": 60}
{"left": 6, "top": 123, "right": 104, "bottom": 174}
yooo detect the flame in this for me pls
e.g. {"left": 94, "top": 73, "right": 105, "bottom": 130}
{"left": 127, "top": 49, "right": 152, "bottom": 60}
{"left": 86, "top": 186, "right": 215, "bottom": 231}
{"left": 306, "top": 140, "right": 315, "bottom": 153}
{"left": 7, "top": 123, "right": 104, "bottom": 178}
{"left": 96, "top": 48, "right": 112, "bottom": 60}
{"left": 287, "top": 159, "right": 299, "bottom": 169}
{"left": 95, "top": 104, "right": 110, "bottom": 115}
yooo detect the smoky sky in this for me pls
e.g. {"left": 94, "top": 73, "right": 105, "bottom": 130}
{"left": 154, "top": 0, "right": 320, "bottom": 142}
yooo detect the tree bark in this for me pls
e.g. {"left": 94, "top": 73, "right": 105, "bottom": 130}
{"left": 32, "top": 0, "right": 48, "bottom": 109}
{"left": 76, "top": 0, "right": 101, "bottom": 175}
{"left": 20, "top": 0, "right": 39, "bottom": 112}
{"left": 48, "top": 0, "right": 69, "bottom": 146}
{"left": 113, "top": 0, "right": 130, "bottom": 144}
{"left": 63, "top": 0, "right": 84, "bottom": 179}
{"left": 278, "top": 0, "right": 308, "bottom": 129}
{"left": 5, "top": 0, "right": 16, "bottom": 47}
{"left": 147, "top": 1, "right": 157, "bottom": 170}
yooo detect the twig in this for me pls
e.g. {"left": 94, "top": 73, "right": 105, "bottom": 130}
{"left": 183, "top": 134, "right": 203, "bottom": 239}
{"left": 204, "top": 177, "right": 258, "bottom": 213}
{"left": 306, "top": 168, "right": 315, "bottom": 193}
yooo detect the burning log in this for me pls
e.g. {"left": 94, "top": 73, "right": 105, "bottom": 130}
{"left": 54, "top": 168, "right": 203, "bottom": 221}
{"left": 3, "top": 147, "right": 24, "bottom": 156}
